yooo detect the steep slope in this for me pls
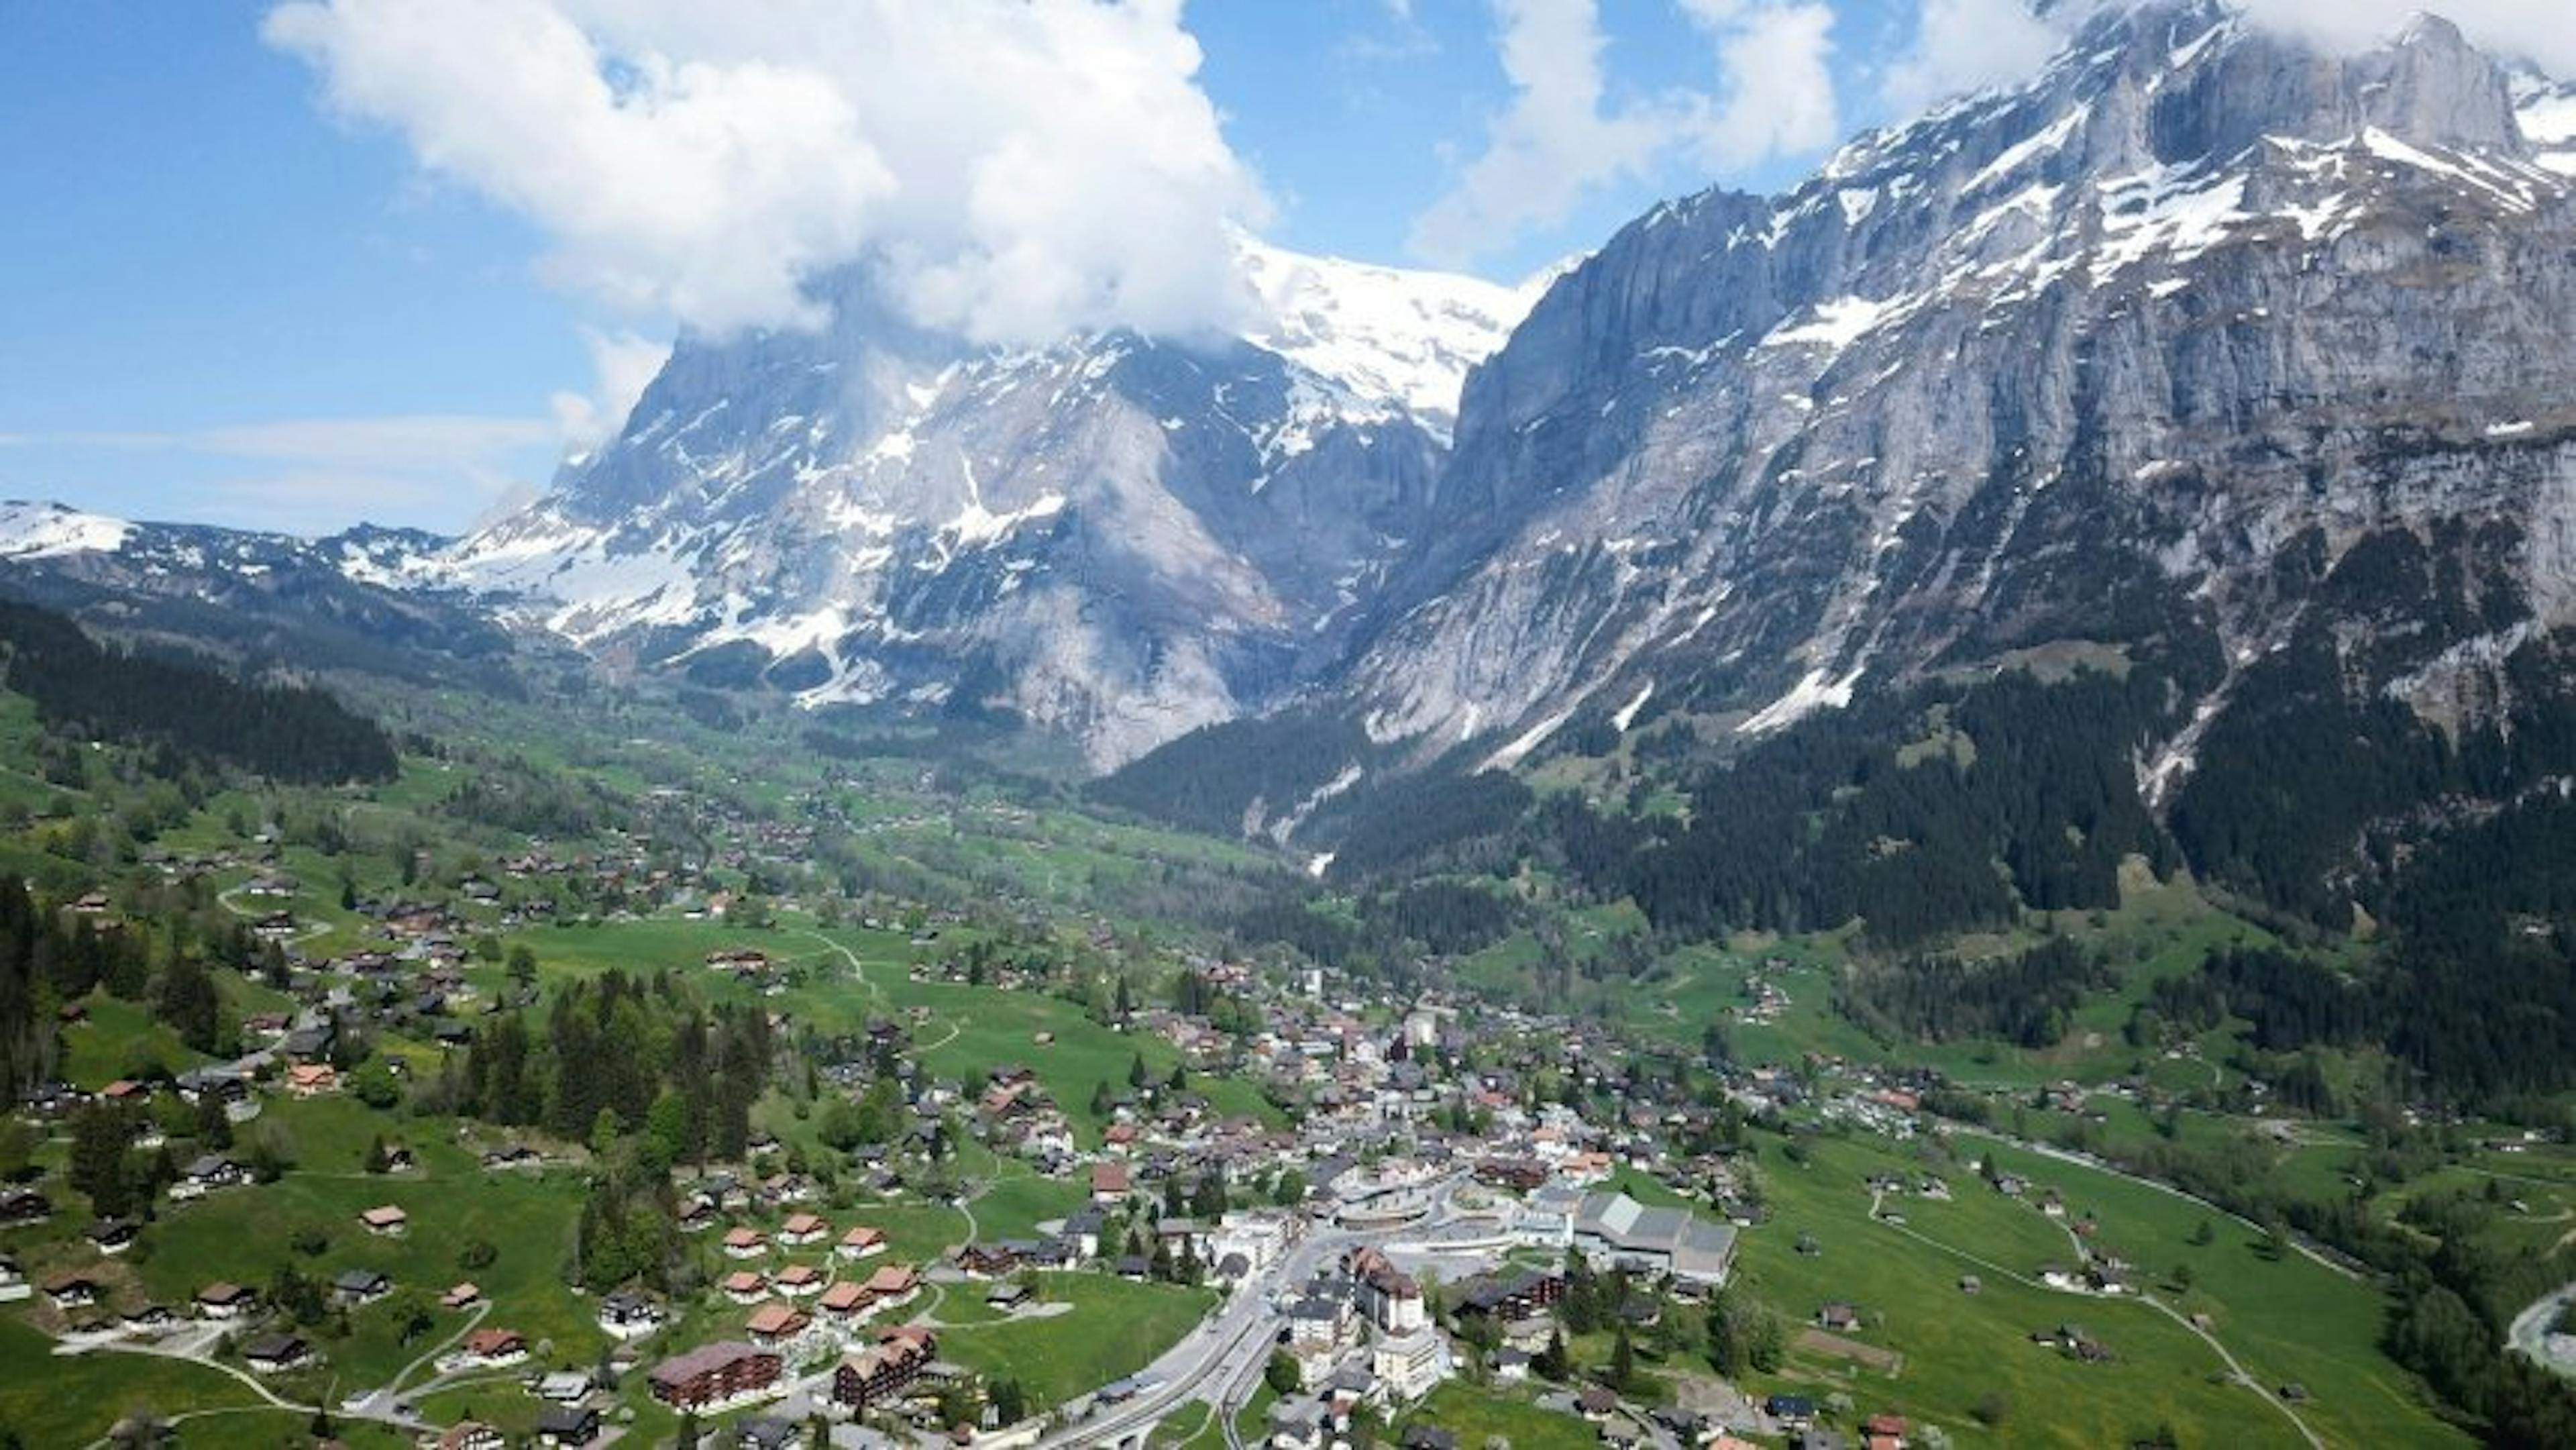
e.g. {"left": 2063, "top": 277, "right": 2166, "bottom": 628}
{"left": 1102, "top": 2, "right": 2576, "bottom": 941}
{"left": 431, "top": 245, "right": 1544, "bottom": 767}
{"left": 1340, "top": 1, "right": 2576, "bottom": 787}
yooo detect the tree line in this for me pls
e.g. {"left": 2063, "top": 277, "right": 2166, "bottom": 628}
{"left": 0, "top": 599, "right": 398, "bottom": 785}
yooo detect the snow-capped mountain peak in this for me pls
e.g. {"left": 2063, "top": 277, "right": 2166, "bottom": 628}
{"left": 1235, "top": 236, "right": 1554, "bottom": 437}
{"left": 405, "top": 236, "right": 1538, "bottom": 765}
{"left": 0, "top": 500, "right": 134, "bottom": 561}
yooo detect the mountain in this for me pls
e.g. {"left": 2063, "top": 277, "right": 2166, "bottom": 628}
{"left": 0, "top": 500, "right": 526, "bottom": 693}
{"left": 1351, "top": 1, "right": 2575, "bottom": 760}
{"left": 1114, "top": 1, "right": 2576, "bottom": 931}
{"left": 419, "top": 242, "right": 1548, "bottom": 766}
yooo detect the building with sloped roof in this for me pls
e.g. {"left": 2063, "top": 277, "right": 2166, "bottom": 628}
{"left": 1557, "top": 1190, "right": 1738, "bottom": 1286}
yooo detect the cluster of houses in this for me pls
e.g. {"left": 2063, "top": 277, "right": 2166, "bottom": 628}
{"left": 641, "top": 1323, "right": 949, "bottom": 1426}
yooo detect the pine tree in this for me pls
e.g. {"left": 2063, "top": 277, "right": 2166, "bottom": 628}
{"left": 1538, "top": 1328, "right": 1570, "bottom": 1380}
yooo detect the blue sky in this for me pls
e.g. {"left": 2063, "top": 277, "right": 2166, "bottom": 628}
{"left": 0, "top": 1, "right": 2049, "bottom": 534}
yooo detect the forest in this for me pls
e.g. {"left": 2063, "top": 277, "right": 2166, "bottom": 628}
{"left": 0, "top": 600, "right": 398, "bottom": 785}
{"left": 429, "top": 968, "right": 780, "bottom": 1167}
{"left": 1539, "top": 664, "right": 2179, "bottom": 949}
{"left": 1835, "top": 938, "right": 2118, "bottom": 1048}
{"left": 2150, "top": 790, "right": 2576, "bottom": 1106}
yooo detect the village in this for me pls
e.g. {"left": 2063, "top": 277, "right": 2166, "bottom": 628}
{"left": 0, "top": 760, "right": 2459, "bottom": 1450}
{"left": 0, "top": 839, "right": 2200, "bottom": 1450}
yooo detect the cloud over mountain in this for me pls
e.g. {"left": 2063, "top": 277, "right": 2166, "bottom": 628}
{"left": 265, "top": 0, "right": 1271, "bottom": 345}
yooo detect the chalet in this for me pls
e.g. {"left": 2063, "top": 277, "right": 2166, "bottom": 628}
{"left": 0, "top": 1188, "right": 52, "bottom": 1225}
{"left": 0, "top": 1255, "right": 27, "bottom": 1304}
{"left": 818, "top": 1280, "right": 871, "bottom": 1318}
{"left": 173, "top": 1154, "right": 248, "bottom": 1200}
{"left": 99, "top": 1079, "right": 150, "bottom": 1105}
{"left": 833, "top": 1325, "right": 939, "bottom": 1412}
{"left": 1061, "top": 1206, "right": 1107, "bottom": 1259}
{"left": 1766, "top": 1394, "right": 1817, "bottom": 1428}
{"left": 745, "top": 1300, "right": 811, "bottom": 1347}
{"left": 464, "top": 1327, "right": 529, "bottom": 1365}
{"left": 535, "top": 1403, "right": 604, "bottom": 1447}
{"left": 985, "top": 1281, "right": 1033, "bottom": 1312}
{"left": 1456, "top": 1270, "right": 1566, "bottom": 1323}
{"left": 360, "top": 1204, "right": 410, "bottom": 1237}
{"left": 722, "top": 1227, "right": 769, "bottom": 1259}
{"left": 1862, "top": 1413, "right": 1909, "bottom": 1450}
{"left": 242, "top": 1333, "right": 311, "bottom": 1374}
{"left": 598, "top": 1290, "right": 665, "bottom": 1339}
{"left": 774, "top": 1263, "right": 823, "bottom": 1297}
{"left": 1817, "top": 1301, "right": 1863, "bottom": 1333}
{"left": 720, "top": 1270, "right": 769, "bottom": 1305}
{"left": 1091, "top": 1162, "right": 1131, "bottom": 1204}
{"left": 647, "top": 1340, "right": 783, "bottom": 1411}
{"left": 286, "top": 1063, "right": 339, "bottom": 1097}
{"left": 954, "top": 1243, "right": 1019, "bottom": 1278}
{"left": 837, "top": 1225, "right": 888, "bottom": 1259}
{"left": 536, "top": 1371, "right": 592, "bottom": 1402}
{"left": 332, "top": 1269, "right": 392, "bottom": 1306}
{"left": 1473, "top": 1159, "right": 1552, "bottom": 1193}
{"left": 195, "top": 1281, "right": 258, "bottom": 1319}
{"left": 779, "top": 1212, "right": 830, "bottom": 1247}
{"left": 176, "top": 1068, "right": 248, "bottom": 1107}
{"left": 442, "top": 1282, "right": 482, "bottom": 1310}
{"left": 434, "top": 1422, "right": 506, "bottom": 1450}
{"left": 87, "top": 1219, "right": 141, "bottom": 1255}
{"left": 861, "top": 1263, "right": 920, "bottom": 1306}
{"left": 46, "top": 1273, "right": 103, "bottom": 1310}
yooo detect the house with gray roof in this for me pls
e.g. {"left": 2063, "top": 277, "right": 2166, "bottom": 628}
{"left": 1566, "top": 1190, "right": 1739, "bottom": 1286}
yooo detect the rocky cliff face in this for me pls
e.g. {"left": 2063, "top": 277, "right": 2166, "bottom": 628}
{"left": 1341, "top": 1, "right": 2576, "bottom": 801}
{"left": 429, "top": 243, "right": 1540, "bottom": 766}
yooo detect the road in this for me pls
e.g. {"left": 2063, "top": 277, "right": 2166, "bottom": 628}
{"left": 1870, "top": 1198, "right": 2324, "bottom": 1449}
{"left": 1037, "top": 1172, "right": 1478, "bottom": 1449}
{"left": 1958, "top": 1129, "right": 2367, "bottom": 1284}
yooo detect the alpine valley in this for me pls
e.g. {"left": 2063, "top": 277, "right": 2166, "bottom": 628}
{"left": 10, "top": 3, "right": 2576, "bottom": 1447}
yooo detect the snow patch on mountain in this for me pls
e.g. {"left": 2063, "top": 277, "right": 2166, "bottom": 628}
{"left": 0, "top": 501, "right": 133, "bottom": 560}
{"left": 2514, "top": 74, "right": 2576, "bottom": 174}
{"left": 1739, "top": 667, "right": 1866, "bottom": 736}
{"left": 1237, "top": 238, "right": 1554, "bottom": 437}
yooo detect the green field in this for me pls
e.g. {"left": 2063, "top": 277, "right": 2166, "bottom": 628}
{"left": 1402, "top": 1380, "right": 1600, "bottom": 1449}
{"left": 1725, "top": 1131, "right": 2465, "bottom": 1447}
{"left": 937, "top": 1273, "right": 1218, "bottom": 1410}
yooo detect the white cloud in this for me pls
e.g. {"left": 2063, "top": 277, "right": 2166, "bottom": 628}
{"left": 264, "top": 0, "right": 1271, "bottom": 345}
{"left": 1883, "top": 1, "right": 2576, "bottom": 116}
{"left": 1680, "top": 0, "right": 1842, "bottom": 172}
{"left": 1409, "top": 0, "right": 1838, "bottom": 266}
{"left": 2235, "top": 1, "right": 2576, "bottom": 76}
{"left": 549, "top": 328, "right": 672, "bottom": 450}
{"left": 1884, "top": 0, "right": 2080, "bottom": 111}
